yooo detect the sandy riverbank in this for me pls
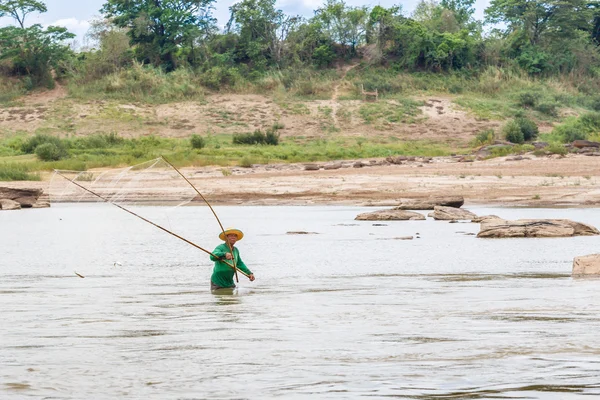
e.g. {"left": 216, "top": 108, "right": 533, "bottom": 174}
{"left": 4, "top": 153, "right": 600, "bottom": 208}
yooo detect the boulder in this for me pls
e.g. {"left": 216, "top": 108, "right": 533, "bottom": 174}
{"left": 14, "top": 196, "right": 38, "bottom": 208}
{"left": 0, "top": 199, "right": 21, "bottom": 210}
{"left": 431, "top": 206, "right": 477, "bottom": 221}
{"left": 0, "top": 187, "right": 45, "bottom": 210}
{"left": 0, "top": 187, "right": 42, "bottom": 200}
{"left": 471, "top": 215, "right": 501, "bottom": 223}
{"left": 386, "top": 155, "right": 408, "bottom": 165}
{"left": 477, "top": 219, "right": 599, "bottom": 238}
{"left": 572, "top": 140, "right": 600, "bottom": 149}
{"left": 394, "top": 196, "right": 464, "bottom": 210}
{"left": 303, "top": 163, "right": 320, "bottom": 171}
{"left": 573, "top": 254, "right": 600, "bottom": 275}
{"left": 323, "top": 163, "right": 342, "bottom": 170}
{"left": 355, "top": 209, "right": 426, "bottom": 221}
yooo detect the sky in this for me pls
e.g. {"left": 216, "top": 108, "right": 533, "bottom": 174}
{"left": 0, "top": 0, "right": 492, "bottom": 46}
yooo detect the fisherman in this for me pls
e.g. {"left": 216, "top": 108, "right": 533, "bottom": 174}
{"left": 210, "top": 227, "right": 255, "bottom": 291}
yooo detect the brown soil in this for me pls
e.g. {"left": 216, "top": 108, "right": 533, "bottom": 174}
{"left": 0, "top": 80, "right": 499, "bottom": 144}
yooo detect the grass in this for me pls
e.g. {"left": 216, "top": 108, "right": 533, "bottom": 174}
{"left": 0, "top": 131, "right": 465, "bottom": 179}
{"left": 359, "top": 98, "right": 423, "bottom": 129}
{"left": 0, "top": 162, "right": 41, "bottom": 181}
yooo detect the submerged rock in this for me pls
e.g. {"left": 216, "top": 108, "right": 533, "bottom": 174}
{"left": 573, "top": 254, "right": 600, "bottom": 275}
{"left": 394, "top": 196, "right": 464, "bottom": 210}
{"left": 478, "top": 219, "right": 599, "bottom": 238}
{"left": 431, "top": 206, "right": 477, "bottom": 221}
{"left": 355, "top": 209, "right": 426, "bottom": 221}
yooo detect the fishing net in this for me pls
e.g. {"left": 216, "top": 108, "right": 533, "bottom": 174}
{"left": 49, "top": 158, "right": 198, "bottom": 208}
{"left": 48, "top": 157, "right": 233, "bottom": 276}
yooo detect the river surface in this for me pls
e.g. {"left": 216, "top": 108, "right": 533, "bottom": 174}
{"left": 2, "top": 205, "right": 600, "bottom": 399}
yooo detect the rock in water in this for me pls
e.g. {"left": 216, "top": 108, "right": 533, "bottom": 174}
{"left": 478, "top": 219, "right": 599, "bottom": 238}
{"left": 431, "top": 206, "right": 477, "bottom": 221}
{"left": 573, "top": 254, "right": 600, "bottom": 275}
{"left": 355, "top": 209, "right": 426, "bottom": 221}
{"left": 394, "top": 196, "right": 464, "bottom": 210}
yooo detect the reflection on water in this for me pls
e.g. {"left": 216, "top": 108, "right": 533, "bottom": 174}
{"left": 2, "top": 205, "right": 600, "bottom": 399}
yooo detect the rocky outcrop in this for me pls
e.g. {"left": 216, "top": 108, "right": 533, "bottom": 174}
{"left": 478, "top": 219, "right": 599, "bottom": 238}
{"left": 0, "top": 187, "right": 49, "bottom": 210}
{"left": 0, "top": 199, "right": 21, "bottom": 210}
{"left": 572, "top": 140, "right": 600, "bottom": 149}
{"left": 431, "top": 206, "right": 477, "bottom": 220}
{"left": 355, "top": 209, "right": 425, "bottom": 221}
{"left": 394, "top": 196, "right": 464, "bottom": 210}
{"left": 573, "top": 254, "right": 600, "bottom": 275}
{"left": 471, "top": 215, "right": 501, "bottom": 223}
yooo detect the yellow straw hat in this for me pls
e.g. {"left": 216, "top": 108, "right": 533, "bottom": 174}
{"left": 219, "top": 227, "right": 244, "bottom": 241}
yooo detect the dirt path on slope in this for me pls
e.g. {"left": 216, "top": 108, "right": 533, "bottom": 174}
{"left": 331, "top": 63, "right": 360, "bottom": 128}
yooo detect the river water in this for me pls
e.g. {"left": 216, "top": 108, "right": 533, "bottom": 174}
{"left": 1, "top": 204, "right": 600, "bottom": 399}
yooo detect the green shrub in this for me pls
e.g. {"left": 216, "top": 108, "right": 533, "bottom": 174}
{"left": 504, "top": 121, "right": 525, "bottom": 144}
{"left": 590, "top": 97, "right": 600, "bottom": 112}
{"left": 517, "top": 92, "right": 540, "bottom": 108}
{"left": 554, "top": 124, "right": 586, "bottom": 142}
{"left": 534, "top": 102, "right": 558, "bottom": 116}
{"left": 35, "top": 143, "right": 67, "bottom": 161}
{"left": 239, "top": 156, "right": 254, "bottom": 168}
{"left": 547, "top": 143, "right": 568, "bottom": 155}
{"left": 232, "top": 129, "right": 280, "bottom": 146}
{"left": 551, "top": 112, "right": 600, "bottom": 143}
{"left": 265, "top": 130, "right": 280, "bottom": 145}
{"left": 22, "top": 134, "right": 66, "bottom": 154}
{"left": 474, "top": 129, "right": 495, "bottom": 145}
{"left": 190, "top": 134, "right": 206, "bottom": 149}
{"left": 515, "top": 117, "right": 539, "bottom": 141}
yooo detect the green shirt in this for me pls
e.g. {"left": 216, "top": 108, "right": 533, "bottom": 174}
{"left": 210, "top": 243, "right": 252, "bottom": 288}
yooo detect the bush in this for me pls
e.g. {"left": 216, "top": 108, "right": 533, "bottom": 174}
{"left": 190, "top": 134, "right": 206, "bottom": 149}
{"left": 515, "top": 117, "right": 539, "bottom": 141}
{"left": 504, "top": 121, "right": 524, "bottom": 144}
{"left": 590, "top": 97, "right": 600, "bottom": 112}
{"left": 534, "top": 102, "right": 558, "bottom": 116}
{"left": 517, "top": 92, "right": 540, "bottom": 108}
{"left": 22, "top": 134, "right": 66, "bottom": 154}
{"left": 551, "top": 112, "right": 600, "bottom": 143}
{"left": 474, "top": 129, "right": 495, "bottom": 145}
{"left": 546, "top": 143, "right": 568, "bottom": 155}
{"left": 35, "top": 142, "right": 67, "bottom": 161}
{"left": 233, "top": 129, "right": 280, "bottom": 146}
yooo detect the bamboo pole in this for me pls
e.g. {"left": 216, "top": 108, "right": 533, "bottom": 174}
{"left": 161, "top": 156, "right": 240, "bottom": 282}
{"left": 54, "top": 171, "right": 249, "bottom": 278}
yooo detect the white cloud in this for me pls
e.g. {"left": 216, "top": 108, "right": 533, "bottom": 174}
{"left": 48, "top": 17, "right": 91, "bottom": 38}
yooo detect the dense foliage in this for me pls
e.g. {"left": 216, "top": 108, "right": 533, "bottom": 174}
{"left": 0, "top": 0, "right": 598, "bottom": 88}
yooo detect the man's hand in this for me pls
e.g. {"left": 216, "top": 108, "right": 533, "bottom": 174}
{"left": 249, "top": 274, "right": 255, "bottom": 281}
{"left": 224, "top": 253, "right": 233, "bottom": 260}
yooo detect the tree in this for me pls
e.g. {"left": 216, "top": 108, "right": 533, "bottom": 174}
{"left": 0, "top": 0, "right": 47, "bottom": 28}
{"left": 314, "top": 0, "right": 368, "bottom": 54}
{"left": 100, "top": 0, "right": 216, "bottom": 71}
{"left": 0, "top": 0, "right": 74, "bottom": 88}
{"left": 485, "top": 0, "right": 594, "bottom": 46}
{"left": 226, "top": 0, "right": 300, "bottom": 67}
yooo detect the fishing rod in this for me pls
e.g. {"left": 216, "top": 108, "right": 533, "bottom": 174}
{"left": 54, "top": 170, "right": 250, "bottom": 278}
{"left": 161, "top": 156, "right": 240, "bottom": 283}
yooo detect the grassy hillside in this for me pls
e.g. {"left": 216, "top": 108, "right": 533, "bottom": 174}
{"left": 1, "top": 64, "right": 600, "bottom": 180}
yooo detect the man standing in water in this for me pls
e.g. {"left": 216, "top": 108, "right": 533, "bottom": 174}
{"left": 210, "top": 228, "right": 255, "bottom": 291}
